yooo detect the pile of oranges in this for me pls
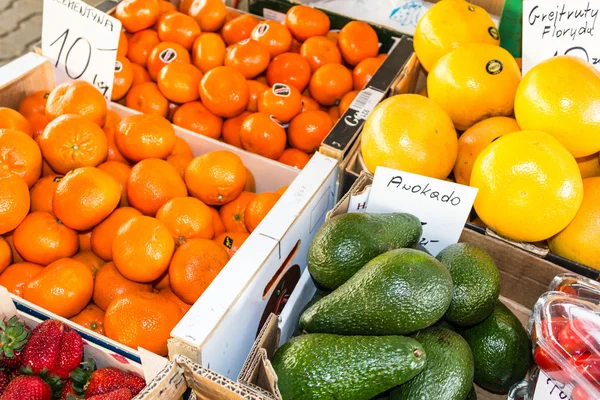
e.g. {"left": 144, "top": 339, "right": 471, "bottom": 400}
{"left": 110, "top": 0, "right": 387, "bottom": 168}
{"left": 0, "top": 79, "right": 287, "bottom": 356}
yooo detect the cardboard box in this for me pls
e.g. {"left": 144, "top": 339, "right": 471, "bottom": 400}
{"left": 237, "top": 170, "right": 575, "bottom": 400}
{"left": 0, "top": 53, "right": 338, "bottom": 379}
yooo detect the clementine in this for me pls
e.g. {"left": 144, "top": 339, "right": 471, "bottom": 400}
{"left": 45, "top": 81, "right": 108, "bottom": 126}
{"left": 69, "top": 304, "right": 105, "bottom": 335}
{"left": 239, "top": 112, "right": 286, "bottom": 159}
{"left": 199, "top": 66, "right": 249, "bottom": 118}
{"left": 93, "top": 262, "right": 152, "bottom": 311}
{"left": 191, "top": 33, "right": 226, "bottom": 73}
{"left": 172, "top": 101, "right": 223, "bottom": 139}
{"left": 29, "top": 174, "right": 62, "bottom": 214}
{"left": 115, "top": 114, "right": 176, "bottom": 161}
{"left": 219, "top": 191, "right": 256, "bottom": 233}
{"left": 0, "top": 262, "right": 43, "bottom": 297}
{"left": 244, "top": 192, "right": 281, "bottom": 232}
{"left": 156, "top": 196, "right": 214, "bottom": 244}
{"left": 0, "top": 128, "right": 42, "bottom": 187}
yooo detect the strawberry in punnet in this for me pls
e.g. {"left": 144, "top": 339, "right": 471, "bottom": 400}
{"left": 60, "top": 380, "right": 77, "bottom": 400}
{"left": 22, "top": 320, "right": 83, "bottom": 379}
{"left": 86, "top": 388, "right": 133, "bottom": 400}
{"left": 0, "top": 371, "right": 9, "bottom": 395}
{"left": 1, "top": 375, "right": 52, "bottom": 400}
{"left": 0, "top": 316, "right": 30, "bottom": 369}
{"left": 71, "top": 359, "right": 145, "bottom": 397}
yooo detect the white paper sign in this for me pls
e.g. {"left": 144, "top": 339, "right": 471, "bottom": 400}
{"left": 533, "top": 370, "right": 572, "bottom": 400}
{"left": 522, "top": 0, "right": 600, "bottom": 74}
{"left": 42, "top": 0, "right": 122, "bottom": 101}
{"left": 367, "top": 167, "right": 478, "bottom": 256}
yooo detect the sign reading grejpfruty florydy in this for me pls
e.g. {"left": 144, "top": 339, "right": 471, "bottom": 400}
{"left": 523, "top": 0, "right": 600, "bottom": 74}
{"left": 42, "top": 0, "right": 121, "bottom": 101}
{"left": 367, "top": 167, "right": 478, "bottom": 256}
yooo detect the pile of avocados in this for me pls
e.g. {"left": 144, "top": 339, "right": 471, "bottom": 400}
{"left": 271, "top": 212, "right": 531, "bottom": 400}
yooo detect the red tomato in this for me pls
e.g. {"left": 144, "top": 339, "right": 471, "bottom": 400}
{"left": 572, "top": 384, "right": 595, "bottom": 400}
{"left": 534, "top": 346, "right": 562, "bottom": 372}
{"left": 558, "top": 285, "right": 578, "bottom": 296}
{"left": 572, "top": 352, "right": 600, "bottom": 382}
{"left": 558, "top": 321, "right": 591, "bottom": 356}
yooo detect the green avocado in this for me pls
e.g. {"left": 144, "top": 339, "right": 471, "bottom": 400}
{"left": 436, "top": 243, "right": 500, "bottom": 327}
{"left": 272, "top": 333, "right": 427, "bottom": 400}
{"left": 307, "top": 213, "right": 422, "bottom": 289}
{"left": 390, "top": 327, "right": 474, "bottom": 400}
{"left": 459, "top": 302, "right": 531, "bottom": 394}
{"left": 300, "top": 248, "right": 453, "bottom": 335}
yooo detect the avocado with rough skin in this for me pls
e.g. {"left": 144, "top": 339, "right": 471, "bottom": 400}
{"left": 272, "top": 333, "right": 427, "bottom": 400}
{"left": 307, "top": 213, "right": 422, "bottom": 289}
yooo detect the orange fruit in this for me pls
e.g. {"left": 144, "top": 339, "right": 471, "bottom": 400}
{"left": 219, "top": 191, "right": 256, "bottom": 233}
{"left": 214, "top": 231, "right": 249, "bottom": 257}
{"left": 104, "top": 291, "right": 183, "bottom": 355}
{"left": 125, "top": 82, "right": 169, "bottom": 118}
{"left": 171, "top": 136, "right": 194, "bottom": 157}
{"left": 454, "top": 117, "right": 521, "bottom": 185}
{"left": 191, "top": 33, "right": 226, "bottom": 74}
{"left": 112, "top": 56, "right": 134, "bottom": 101}
{"left": 0, "top": 262, "right": 43, "bottom": 297}
{"left": 224, "top": 39, "right": 270, "bottom": 79}
{"left": 45, "top": 81, "right": 108, "bottom": 127}
{"left": 153, "top": 271, "right": 170, "bottom": 289}
{"left": 91, "top": 207, "right": 142, "bottom": 261}
{"left": 277, "top": 148, "right": 311, "bottom": 169}
{"left": 338, "top": 21, "right": 379, "bottom": 66}
{"left": 79, "top": 231, "right": 92, "bottom": 252}
{"left": 0, "top": 108, "right": 33, "bottom": 136}
{"left": 257, "top": 83, "right": 302, "bottom": 123}
{"left": 115, "top": 114, "right": 176, "bottom": 162}
{"left": 285, "top": 5, "right": 330, "bottom": 42}
{"left": 27, "top": 113, "right": 50, "bottom": 142}
{"left": 113, "top": 216, "right": 175, "bottom": 282}
{"left": 300, "top": 95, "right": 320, "bottom": 112}
{"left": 276, "top": 186, "right": 287, "bottom": 195}
{"left": 156, "top": 196, "right": 214, "bottom": 244}
{"left": 157, "top": 63, "right": 203, "bottom": 103}
{"left": 72, "top": 251, "right": 105, "bottom": 277}
{"left": 14, "top": 211, "right": 78, "bottom": 265}
{"left": 209, "top": 207, "right": 225, "bottom": 237}
{"left": 104, "top": 118, "right": 129, "bottom": 165}
{"left": 97, "top": 161, "right": 132, "bottom": 207}
{"left": 130, "top": 63, "right": 152, "bottom": 87}
{"left": 104, "top": 109, "right": 122, "bottom": 130}
{"left": 309, "top": 64, "right": 353, "bottom": 106}
{"left": 118, "top": 31, "right": 129, "bottom": 57}
{"left": 169, "top": 238, "right": 229, "bottom": 303}
{"left": 166, "top": 153, "right": 193, "bottom": 179}
{"left": 147, "top": 41, "right": 191, "bottom": 81}
{"left": 361, "top": 94, "right": 458, "bottom": 179}
{"left": 30, "top": 174, "right": 62, "bottom": 214}
{"left": 0, "top": 237, "right": 10, "bottom": 273}
{"left": 266, "top": 53, "right": 311, "bottom": 92}
{"left": 300, "top": 36, "right": 342, "bottom": 73}
{"left": 549, "top": 177, "right": 600, "bottom": 269}
{"left": 127, "top": 158, "right": 187, "bottom": 216}
{"left": 239, "top": 112, "right": 287, "bottom": 159}
{"left": 244, "top": 192, "right": 281, "bottom": 232}
{"left": 93, "top": 262, "right": 152, "bottom": 311}
{"left": 3, "top": 232, "right": 24, "bottom": 264}
{"left": 158, "top": 12, "right": 201, "bottom": 50}
{"left": 577, "top": 154, "right": 600, "bottom": 179}
{"left": 471, "top": 130, "right": 583, "bottom": 242}
{"left": 70, "top": 303, "right": 105, "bottom": 335}
{"left": 179, "top": 0, "right": 194, "bottom": 13}
{"left": 339, "top": 90, "right": 358, "bottom": 115}
{"left": 116, "top": 0, "right": 160, "bottom": 32}
{"left": 127, "top": 29, "right": 161, "bottom": 67}
{"left": 199, "top": 66, "right": 249, "bottom": 118}
{"left": 0, "top": 128, "right": 42, "bottom": 187}
{"left": 157, "top": 286, "right": 191, "bottom": 314}
{"left": 222, "top": 111, "right": 251, "bottom": 148}
{"left": 18, "top": 91, "right": 49, "bottom": 117}
{"left": 188, "top": 0, "right": 227, "bottom": 32}
{"left": 353, "top": 57, "right": 383, "bottom": 90}
{"left": 250, "top": 21, "right": 292, "bottom": 58}
{"left": 245, "top": 167, "right": 256, "bottom": 192}
{"left": 221, "top": 14, "right": 259, "bottom": 45}
{"left": 39, "top": 114, "right": 108, "bottom": 174}
{"left": 53, "top": 167, "right": 121, "bottom": 231}
{"left": 255, "top": 76, "right": 268, "bottom": 85}
{"left": 247, "top": 80, "right": 269, "bottom": 112}
{"left": 172, "top": 101, "right": 223, "bottom": 139}
{"left": 24, "top": 258, "right": 94, "bottom": 318}
{"left": 185, "top": 150, "right": 246, "bottom": 205}
{"left": 288, "top": 110, "right": 334, "bottom": 153}
{"left": 327, "top": 106, "right": 340, "bottom": 123}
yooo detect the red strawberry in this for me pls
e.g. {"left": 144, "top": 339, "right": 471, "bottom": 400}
{"left": 71, "top": 360, "right": 145, "bottom": 397}
{"left": 0, "top": 370, "right": 10, "bottom": 395}
{"left": 87, "top": 388, "right": 133, "bottom": 400}
{"left": 22, "top": 320, "right": 83, "bottom": 379}
{"left": 60, "top": 380, "right": 78, "bottom": 400}
{"left": 0, "top": 316, "right": 30, "bottom": 369}
{"left": 1, "top": 375, "right": 52, "bottom": 400}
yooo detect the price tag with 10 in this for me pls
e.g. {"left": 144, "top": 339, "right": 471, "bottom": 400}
{"left": 42, "top": 0, "right": 121, "bottom": 101}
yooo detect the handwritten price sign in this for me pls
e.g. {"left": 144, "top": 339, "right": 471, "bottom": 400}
{"left": 42, "top": 0, "right": 121, "bottom": 101}
{"left": 523, "top": 0, "right": 600, "bottom": 74}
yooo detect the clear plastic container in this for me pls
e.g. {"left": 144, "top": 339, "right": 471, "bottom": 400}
{"left": 550, "top": 273, "right": 600, "bottom": 301}
{"left": 530, "top": 291, "right": 600, "bottom": 400}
